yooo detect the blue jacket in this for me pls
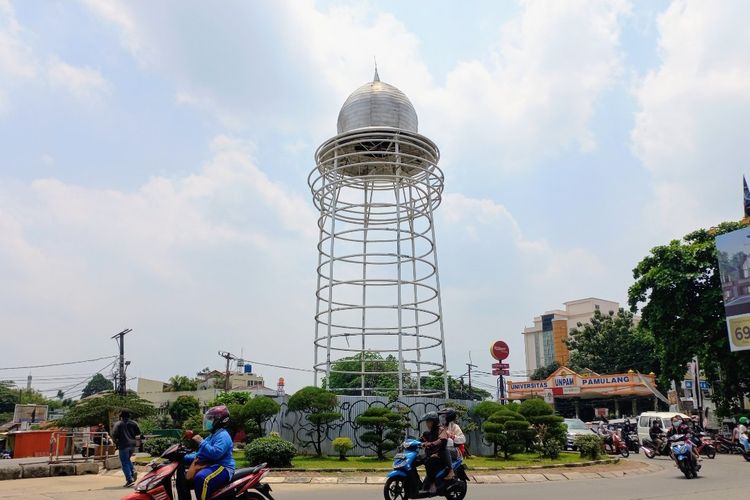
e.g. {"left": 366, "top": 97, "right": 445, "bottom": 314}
{"left": 185, "top": 428, "right": 235, "bottom": 473}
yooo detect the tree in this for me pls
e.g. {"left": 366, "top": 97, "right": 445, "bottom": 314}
{"left": 168, "top": 395, "right": 200, "bottom": 428}
{"left": 355, "top": 406, "right": 409, "bottom": 459}
{"left": 629, "top": 221, "right": 750, "bottom": 415}
{"left": 244, "top": 397, "right": 280, "bottom": 439}
{"left": 565, "top": 309, "right": 658, "bottom": 374}
{"left": 287, "top": 386, "right": 341, "bottom": 456}
{"left": 530, "top": 361, "right": 561, "bottom": 381}
{"left": 166, "top": 375, "right": 198, "bottom": 392}
{"left": 56, "top": 392, "right": 155, "bottom": 429}
{"left": 482, "top": 408, "right": 532, "bottom": 459}
{"left": 324, "top": 353, "right": 400, "bottom": 395}
{"left": 518, "top": 399, "right": 566, "bottom": 458}
{"left": 81, "top": 374, "right": 114, "bottom": 399}
{"left": 210, "top": 392, "right": 251, "bottom": 407}
{"left": 420, "top": 371, "right": 492, "bottom": 401}
{"left": 469, "top": 401, "right": 503, "bottom": 427}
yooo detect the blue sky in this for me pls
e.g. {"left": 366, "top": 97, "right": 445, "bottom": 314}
{"left": 1, "top": 0, "right": 749, "bottom": 397}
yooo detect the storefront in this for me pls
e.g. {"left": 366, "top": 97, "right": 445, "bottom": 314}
{"left": 507, "top": 367, "right": 660, "bottom": 421}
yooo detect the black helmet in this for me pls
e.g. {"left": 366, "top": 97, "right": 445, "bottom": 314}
{"left": 438, "top": 407, "right": 457, "bottom": 423}
{"left": 421, "top": 411, "right": 439, "bottom": 424}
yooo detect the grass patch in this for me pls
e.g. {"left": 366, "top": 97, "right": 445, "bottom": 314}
{"left": 234, "top": 451, "right": 585, "bottom": 470}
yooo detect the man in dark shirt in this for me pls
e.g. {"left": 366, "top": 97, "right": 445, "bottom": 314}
{"left": 112, "top": 410, "right": 141, "bottom": 487}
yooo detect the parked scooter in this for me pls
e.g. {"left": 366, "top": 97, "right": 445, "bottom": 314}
{"left": 716, "top": 435, "right": 744, "bottom": 455}
{"left": 384, "top": 438, "right": 469, "bottom": 500}
{"left": 669, "top": 434, "right": 699, "bottom": 479}
{"left": 693, "top": 432, "right": 716, "bottom": 459}
{"left": 121, "top": 441, "right": 274, "bottom": 500}
{"left": 603, "top": 430, "right": 629, "bottom": 458}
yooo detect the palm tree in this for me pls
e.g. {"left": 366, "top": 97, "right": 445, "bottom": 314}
{"left": 166, "top": 375, "right": 198, "bottom": 392}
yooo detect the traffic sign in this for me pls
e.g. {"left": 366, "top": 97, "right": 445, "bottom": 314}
{"left": 492, "top": 369, "right": 510, "bottom": 376}
{"left": 501, "top": 369, "right": 510, "bottom": 376}
{"left": 490, "top": 341, "right": 510, "bottom": 361}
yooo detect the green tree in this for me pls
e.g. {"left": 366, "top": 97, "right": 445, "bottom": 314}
{"left": 530, "top": 361, "right": 561, "bottom": 381}
{"left": 244, "top": 397, "right": 280, "bottom": 439}
{"left": 629, "top": 221, "right": 750, "bottom": 415}
{"left": 56, "top": 392, "right": 155, "bottom": 429}
{"left": 355, "top": 406, "right": 409, "bottom": 459}
{"left": 168, "top": 395, "right": 200, "bottom": 428}
{"left": 166, "top": 375, "right": 199, "bottom": 392}
{"left": 287, "top": 386, "right": 341, "bottom": 456}
{"left": 210, "top": 391, "right": 251, "bottom": 407}
{"left": 469, "top": 401, "right": 503, "bottom": 429}
{"left": 565, "top": 309, "right": 658, "bottom": 374}
{"left": 518, "top": 399, "right": 566, "bottom": 458}
{"left": 81, "top": 374, "right": 114, "bottom": 399}
{"left": 419, "top": 371, "right": 492, "bottom": 401}
{"left": 324, "top": 353, "right": 400, "bottom": 395}
{"left": 482, "top": 408, "right": 532, "bottom": 459}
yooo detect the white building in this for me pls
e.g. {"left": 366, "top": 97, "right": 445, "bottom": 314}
{"left": 523, "top": 297, "right": 621, "bottom": 374}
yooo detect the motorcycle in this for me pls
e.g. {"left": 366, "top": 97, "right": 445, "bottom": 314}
{"left": 693, "top": 432, "right": 716, "bottom": 459}
{"left": 670, "top": 434, "right": 699, "bottom": 479}
{"left": 640, "top": 434, "right": 671, "bottom": 459}
{"left": 384, "top": 438, "right": 469, "bottom": 500}
{"left": 625, "top": 431, "right": 640, "bottom": 454}
{"left": 739, "top": 435, "right": 750, "bottom": 462}
{"left": 121, "top": 442, "right": 274, "bottom": 500}
{"left": 602, "top": 430, "right": 629, "bottom": 458}
{"left": 716, "top": 435, "right": 744, "bottom": 455}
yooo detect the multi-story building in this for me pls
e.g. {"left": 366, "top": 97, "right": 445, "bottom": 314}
{"left": 523, "top": 297, "right": 620, "bottom": 373}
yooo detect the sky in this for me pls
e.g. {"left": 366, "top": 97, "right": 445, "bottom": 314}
{"left": 2, "top": 0, "right": 749, "bottom": 398}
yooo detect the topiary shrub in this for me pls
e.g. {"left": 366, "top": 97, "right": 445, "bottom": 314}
{"left": 482, "top": 408, "right": 533, "bottom": 459}
{"left": 332, "top": 437, "right": 354, "bottom": 460}
{"left": 518, "top": 398, "right": 566, "bottom": 458}
{"left": 143, "top": 437, "right": 177, "bottom": 457}
{"left": 244, "top": 435, "right": 296, "bottom": 467}
{"left": 355, "top": 407, "right": 408, "bottom": 459}
{"left": 574, "top": 434, "right": 603, "bottom": 460}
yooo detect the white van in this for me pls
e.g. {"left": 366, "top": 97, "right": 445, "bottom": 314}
{"left": 637, "top": 411, "right": 689, "bottom": 444}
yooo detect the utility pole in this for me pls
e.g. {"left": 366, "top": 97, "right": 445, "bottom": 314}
{"left": 111, "top": 329, "right": 132, "bottom": 396}
{"left": 466, "top": 362, "right": 477, "bottom": 397}
{"left": 218, "top": 351, "right": 237, "bottom": 392}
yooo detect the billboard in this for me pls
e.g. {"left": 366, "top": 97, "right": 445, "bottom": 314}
{"left": 715, "top": 225, "right": 750, "bottom": 351}
{"left": 13, "top": 404, "right": 48, "bottom": 423}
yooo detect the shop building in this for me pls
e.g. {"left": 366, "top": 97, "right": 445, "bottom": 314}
{"left": 507, "top": 366, "right": 659, "bottom": 421}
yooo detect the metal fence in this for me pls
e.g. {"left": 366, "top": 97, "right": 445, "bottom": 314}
{"left": 264, "top": 395, "right": 492, "bottom": 456}
{"left": 49, "top": 430, "right": 114, "bottom": 463}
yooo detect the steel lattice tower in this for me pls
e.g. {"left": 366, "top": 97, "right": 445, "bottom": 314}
{"left": 309, "top": 70, "right": 449, "bottom": 397}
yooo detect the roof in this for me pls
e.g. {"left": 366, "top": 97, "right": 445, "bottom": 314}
{"left": 337, "top": 70, "right": 418, "bottom": 134}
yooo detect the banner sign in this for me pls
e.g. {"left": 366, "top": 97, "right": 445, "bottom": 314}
{"left": 510, "top": 381, "right": 548, "bottom": 391}
{"left": 581, "top": 375, "right": 630, "bottom": 386}
{"left": 715, "top": 226, "right": 750, "bottom": 351}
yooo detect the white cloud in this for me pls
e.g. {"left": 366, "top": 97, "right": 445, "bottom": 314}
{"left": 0, "top": 0, "right": 37, "bottom": 112}
{"left": 632, "top": 0, "right": 750, "bottom": 234}
{"left": 0, "top": 136, "right": 318, "bottom": 389}
{"left": 48, "top": 59, "right": 111, "bottom": 102}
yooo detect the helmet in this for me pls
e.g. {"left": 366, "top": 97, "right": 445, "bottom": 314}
{"left": 421, "top": 412, "right": 439, "bottom": 424}
{"left": 203, "top": 405, "right": 230, "bottom": 432}
{"left": 438, "top": 407, "right": 457, "bottom": 424}
{"left": 739, "top": 416, "right": 748, "bottom": 425}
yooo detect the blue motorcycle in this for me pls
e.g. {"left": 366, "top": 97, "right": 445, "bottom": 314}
{"left": 670, "top": 434, "right": 699, "bottom": 479}
{"left": 384, "top": 438, "right": 469, "bottom": 500}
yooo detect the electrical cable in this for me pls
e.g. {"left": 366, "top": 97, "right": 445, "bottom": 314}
{"left": 241, "top": 359, "right": 315, "bottom": 373}
{"left": 0, "top": 355, "right": 117, "bottom": 371}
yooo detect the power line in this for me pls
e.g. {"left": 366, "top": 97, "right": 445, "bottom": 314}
{"left": 0, "top": 355, "right": 117, "bottom": 371}
{"left": 242, "top": 359, "right": 315, "bottom": 373}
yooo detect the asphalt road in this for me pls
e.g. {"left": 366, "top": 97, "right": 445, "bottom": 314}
{"left": 1, "top": 454, "right": 747, "bottom": 500}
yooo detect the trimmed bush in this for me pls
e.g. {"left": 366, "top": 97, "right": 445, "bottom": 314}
{"left": 574, "top": 434, "right": 603, "bottom": 460}
{"left": 519, "top": 398, "right": 566, "bottom": 458}
{"left": 143, "top": 437, "right": 177, "bottom": 457}
{"left": 244, "top": 435, "right": 296, "bottom": 467}
{"left": 332, "top": 437, "right": 354, "bottom": 460}
{"left": 482, "top": 408, "right": 534, "bottom": 459}
{"left": 355, "top": 407, "right": 408, "bottom": 459}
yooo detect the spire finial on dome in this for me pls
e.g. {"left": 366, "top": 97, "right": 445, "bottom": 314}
{"left": 373, "top": 56, "right": 380, "bottom": 82}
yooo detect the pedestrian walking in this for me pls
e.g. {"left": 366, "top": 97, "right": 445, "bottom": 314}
{"left": 112, "top": 410, "right": 141, "bottom": 487}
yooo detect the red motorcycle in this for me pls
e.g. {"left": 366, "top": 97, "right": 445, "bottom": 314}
{"left": 694, "top": 432, "right": 716, "bottom": 459}
{"left": 121, "top": 441, "right": 273, "bottom": 500}
{"left": 602, "top": 429, "right": 630, "bottom": 458}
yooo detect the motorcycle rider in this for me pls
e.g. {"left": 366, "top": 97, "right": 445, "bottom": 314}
{"left": 438, "top": 407, "right": 466, "bottom": 457}
{"left": 649, "top": 419, "right": 666, "bottom": 454}
{"left": 419, "top": 412, "right": 450, "bottom": 492}
{"left": 620, "top": 418, "right": 633, "bottom": 450}
{"left": 733, "top": 416, "right": 748, "bottom": 444}
{"left": 181, "top": 405, "right": 235, "bottom": 500}
{"left": 666, "top": 415, "right": 699, "bottom": 466}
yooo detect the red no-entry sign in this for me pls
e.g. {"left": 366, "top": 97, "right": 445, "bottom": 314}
{"left": 490, "top": 341, "right": 510, "bottom": 361}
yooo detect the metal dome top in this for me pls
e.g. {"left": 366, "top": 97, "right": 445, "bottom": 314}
{"left": 336, "top": 69, "right": 418, "bottom": 134}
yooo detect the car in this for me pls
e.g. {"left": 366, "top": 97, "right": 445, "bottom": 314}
{"left": 564, "top": 418, "right": 597, "bottom": 450}
{"left": 636, "top": 411, "right": 689, "bottom": 445}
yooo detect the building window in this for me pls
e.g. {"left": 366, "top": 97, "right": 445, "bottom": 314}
{"left": 534, "top": 333, "right": 542, "bottom": 369}
{"left": 542, "top": 331, "right": 554, "bottom": 366}
{"left": 595, "top": 304, "right": 600, "bottom": 310}
{"left": 743, "top": 258, "right": 750, "bottom": 278}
